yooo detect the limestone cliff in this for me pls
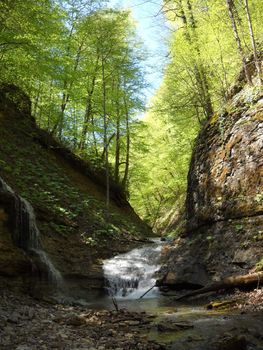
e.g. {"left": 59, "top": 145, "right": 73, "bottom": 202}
{"left": 160, "top": 83, "right": 263, "bottom": 289}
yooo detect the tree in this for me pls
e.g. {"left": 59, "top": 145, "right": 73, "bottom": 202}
{"left": 243, "top": 0, "right": 262, "bottom": 84}
{"left": 226, "top": 0, "right": 252, "bottom": 84}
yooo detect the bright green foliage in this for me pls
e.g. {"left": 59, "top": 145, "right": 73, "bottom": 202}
{"left": 129, "top": 96, "right": 199, "bottom": 230}
{"left": 0, "top": 0, "right": 64, "bottom": 87}
{"left": 129, "top": 0, "right": 263, "bottom": 231}
{"left": 0, "top": 0, "right": 262, "bottom": 234}
{"left": 0, "top": 1, "right": 146, "bottom": 192}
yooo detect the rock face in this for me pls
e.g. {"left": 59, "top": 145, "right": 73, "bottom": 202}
{"left": 160, "top": 84, "right": 263, "bottom": 288}
{"left": 187, "top": 94, "right": 263, "bottom": 231}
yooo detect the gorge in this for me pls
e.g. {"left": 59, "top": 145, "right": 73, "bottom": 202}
{"left": 0, "top": 0, "right": 263, "bottom": 349}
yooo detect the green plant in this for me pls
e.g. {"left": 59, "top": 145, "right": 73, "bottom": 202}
{"left": 255, "top": 258, "right": 263, "bottom": 271}
{"left": 255, "top": 193, "right": 263, "bottom": 203}
{"left": 235, "top": 224, "right": 243, "bottom": 231}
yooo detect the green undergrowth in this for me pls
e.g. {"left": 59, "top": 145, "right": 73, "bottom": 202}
{"left": 0, "top": 115, "right": 149, "bottom": 251}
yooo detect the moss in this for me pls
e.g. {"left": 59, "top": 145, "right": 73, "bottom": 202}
{"left": 252, "top": 112, "right": 263, "bottom": 121}
{"left": 255, "top": 258, "right": 263, "bottom": 271}
{"left": 209, "top": 113, "right": 219, "bottom": 125}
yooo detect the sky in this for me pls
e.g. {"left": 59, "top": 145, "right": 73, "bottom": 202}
{"left": 108, "top": 0, "right": 169, "bottom": 106}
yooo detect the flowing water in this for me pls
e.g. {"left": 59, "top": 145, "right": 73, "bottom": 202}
{"left": 103, "top": 238, "right": 164, "bottom": 299}
{"left": 102, "top": 239, "right": 263, "bottom": 349}
{"left": 0, "top": 177, "right": 63, "bottom": 287}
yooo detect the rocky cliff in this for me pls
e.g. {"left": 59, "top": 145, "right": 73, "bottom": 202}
{"left": 0, "top": 85, "right": 150, "bottom": 298}
{"left": 160, "top": 82, "right": 263, "bottom": 289}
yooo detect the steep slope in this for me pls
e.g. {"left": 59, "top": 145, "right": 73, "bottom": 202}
{"left": 0, "top": 85, "right": 150, "bottom": 297}
{"left": 160, "top": 82, "right": 263, "bottom": 289}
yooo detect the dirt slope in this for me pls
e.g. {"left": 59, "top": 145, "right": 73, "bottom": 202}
{"left": 0, "top": 85, "right": 150, "bottom": 297}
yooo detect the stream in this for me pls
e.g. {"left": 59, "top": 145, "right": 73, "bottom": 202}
{"left": 2, "top": 178, "right": 262, "bottom": 349}
{"left": 103, "top": 237, "right": 163, "bottom": 300}
{"left": 100, "top": 239, "right": 263, "bottom": 350}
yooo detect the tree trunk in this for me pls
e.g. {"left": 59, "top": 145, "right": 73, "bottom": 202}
{"left": 102, "top": 58, "right": 110, "bottom": 215}
{"left": 176, "top": 271, "right": 263, "bottom": 300}
{"left": 52, "top": 41, "right": 84, "bottom": 138}
{"left": 114, "top": 77, "right": 121, "bottom": 184}
{"left": 244, "top": 0, "right": 262, "bottom": 84}
{"left": 122, "top": 94, "right": 130, "bottom": 192}
{"left": 78, "top": 55, "right": 99, "bottom": 151}
{"left": 226, "top": 0, "right": 252, "bottom": 84}
{"left": 179, "top": 0, "right": 213, "bottom": 119}
{"left": 114, "top": 112, "right": 121, "bottom": 184}
{"left": 91, "top": 115, "right": 99, "bottom": 158}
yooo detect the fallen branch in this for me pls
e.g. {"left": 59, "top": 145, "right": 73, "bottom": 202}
{"left": 139, "top": 285, "right": 155, "bottom": 299}
{"left": 111, "top": 297, "right": 119, "bottom": 311}
{"left": 176, "top": 271, "right": 263, "bottom": 301}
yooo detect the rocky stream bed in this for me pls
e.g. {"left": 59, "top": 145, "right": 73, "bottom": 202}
{"left": 1, "top": 288, "right": 263, "bottom": 350}
{"left": 0, "top": 290, "right": 165, "bottom": 350}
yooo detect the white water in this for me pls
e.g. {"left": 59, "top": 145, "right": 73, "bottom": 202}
{"left": 21, "top": 198, "right": 63, "bottom": 286}
{"left": 0, "top": 177, "right": 63, "bottom": 286}
{"left": 103, "top": 239, "right": 163, "bottom": 300}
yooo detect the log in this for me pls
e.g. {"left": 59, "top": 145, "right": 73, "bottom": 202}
{"left": 176, "top": 271, "right": 263, "bottom": 301}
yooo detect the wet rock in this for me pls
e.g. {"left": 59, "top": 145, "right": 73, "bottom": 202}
{"left": 218, "top": 335, "right": 247, "bottom": 350}
{"left": 66, "top": 314, "right": 87, "bottom": 326}
{"left": 157, "top": 320, "right": 193, "bottom": 332}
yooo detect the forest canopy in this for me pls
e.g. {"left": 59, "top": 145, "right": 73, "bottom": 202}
{"left": 0, "top": 0, "right": 262, "bottom": 232}
{"left": 129, "top": 0, "right": 263, "bottom": 232}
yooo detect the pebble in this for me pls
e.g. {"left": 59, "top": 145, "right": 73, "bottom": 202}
{"left": 0, "top": 289, "right": 164, "bottom": 350}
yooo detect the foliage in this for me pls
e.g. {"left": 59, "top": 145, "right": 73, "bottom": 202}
{"left": 0, "top": 0, "right": 146, "bottom": 192}
{"left": 129, "top": 0, "right": 263, "bottom": 231}
{"left": 0, "top": 0, "right": 262, "bottom": 234}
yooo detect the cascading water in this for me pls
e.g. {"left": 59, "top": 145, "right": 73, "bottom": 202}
{"left": 0, "top": 177, "right": 62, "bottom": 286}
{"left": 103, "top": 239, "right": 163, "bottom": 300}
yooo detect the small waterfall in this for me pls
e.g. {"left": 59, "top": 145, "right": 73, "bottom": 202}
{"left": 103, "top": 239, "right": 163, "bottom": 299}
{"left": 0, "top": 177, "right": 62, "bottom": 286}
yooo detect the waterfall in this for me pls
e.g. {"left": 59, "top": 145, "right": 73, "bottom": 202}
{"left": 103, "top": 239, "right": 163, "bottom": 299}
{"left": 0, "top": 177, "right": 62, "bottom": 286}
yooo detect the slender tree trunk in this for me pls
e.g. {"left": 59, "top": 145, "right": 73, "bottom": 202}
{"left": 244, "top": 0, "right": 262, "bottom": 84}
{"left": 102, "top": 58, "right": 110, "bottom": 215}
{"left": 79, "top": 54, "right": 100, "bottom": 151}
{"left": 33, "top": 82, "right": 42, "bottom": 117}
{"left": 91, "top": 114, "right": 99, "bottom": 157}
{"left": 114, "top": 113, "right": 120, "bottom": 183}
{"left": 122, "top": 94, "right": 130, "bottom": 192}
{"left": 78, "top": 91, "right": 93, "bottom": 151}
{"left": 52, "top": 42, "right": 84, "bottom": 138}
{"left": 226, "top": 0, "right": 252, "bottom": 84}
{"left": 179, "top": 0, "right": 213, "bottom": 119}
{"left": 114, "top": 78, "right": 121, "bottom": 184}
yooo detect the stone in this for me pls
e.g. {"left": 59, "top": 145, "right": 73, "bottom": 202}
{"left": 218, "top": 335, "right": 247, "bottom": 350}
{"left": 66, "top": 315, "right": 87, "bottom": 326}
{"left": 159, "top": 88, "right": 263, "bottom": 288}
{"left": 125, "top": 320, "right": 140, "bottom": 326}
{"left": 8, "top": 311, "right": 20, "bottom": 323}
